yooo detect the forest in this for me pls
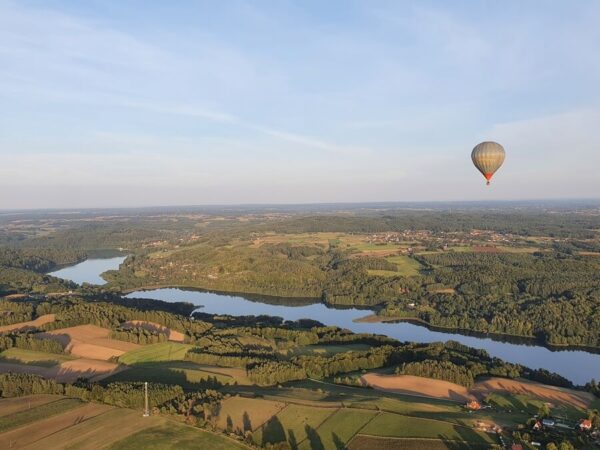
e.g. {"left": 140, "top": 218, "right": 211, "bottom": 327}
{"left": 1, "top": 206, "right": 599, "bottom": 349}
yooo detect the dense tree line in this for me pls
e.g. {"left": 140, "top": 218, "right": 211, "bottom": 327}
{"left": 109, "top": 326, "right": 168, "bottom": 345}
{"left": 396, "top": 360, "right": 476, "bottom": 387}
{"left": 185, "top": 350, "right": 266, "bottom": 368}
{"left": 247, "top": 361, "right": 307, "bottom": 386}
{"left": 0, "top": 333, "right": 65, "bottom": 353}
{"left": 0, "top": 298, "right": 34, "bottom": 325}
{"left": 37, "top": 298, "right": 212, "bottom": 336}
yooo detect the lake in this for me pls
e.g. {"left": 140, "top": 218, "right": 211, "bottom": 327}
{"left": 48, "top": 256, "right": 127, "bottom": 285}
{"left": 52, "top": 258, "right": 600, "bottom": 385}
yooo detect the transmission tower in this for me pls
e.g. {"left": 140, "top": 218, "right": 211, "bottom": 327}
{"left": 143, "top": 381, "right": 150, "bottom": 417}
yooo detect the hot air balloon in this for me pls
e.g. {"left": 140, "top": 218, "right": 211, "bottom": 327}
{"left": 471, "top": 141, "right": 505, "bottom": 185}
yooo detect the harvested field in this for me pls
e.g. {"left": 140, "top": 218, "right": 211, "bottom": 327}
{"left": 0, "top": 397, "right": 85, "bottom": 433}
{"left": 56, "top": 358, "right": 121, "bottom": 382}
{"left": 0, "top": 314, "right": 55, "bottom": 333}
{"left": 0, "top": 402, "right": 113, "bottom": 449}
{"left": 217, "top": 396, "right": 286, "bottom": 432}
{"left": 24, "top": 407, "right": 165, "bottom": 450}
{"left": 471, "top": 377, "right": 594, "bottom": 409}
{"left": 0, "top": 347, "right": 75, "bottom": 367}
{"left": 362, "top": 374, "right": 475, "bottom": 402}
{"left": 0, "top": 394, "right": 63, "bottom": 417}
{"left": 122, "top": 320, "right": 185, "bottom": 342}
{"left": 0, "top": 359, "right": 120, "bottom": 383}
{"left": 39, "top": 325, "right": 140, "bottom": 360}
{"left": 108, "top": 422, "right": 249, "bottom": 450}
{"left": 349, "top": 435, "right": 491, "bottom": 450}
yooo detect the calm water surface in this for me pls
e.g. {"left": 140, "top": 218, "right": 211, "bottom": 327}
{"left": 48, "top": 256, "right": 126, "bottom": 285}
{"left": 52, "top": 258, "right": 600, "bottom": 385}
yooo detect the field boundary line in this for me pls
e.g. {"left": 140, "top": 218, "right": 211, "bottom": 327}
{"left": 20, "top": 404, "right": 116, "bottom": 448}
{"left": 343, "top": 409, "right": 382, "bottom": 446}
{"left": 294, "top": 406, "right": 340, "bottom": 448}
{"left": 251, "top": 401, "right": 289, "bottom": 432}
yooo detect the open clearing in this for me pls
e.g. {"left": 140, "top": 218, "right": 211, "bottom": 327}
{"left": 39, "top": 325, "right": 140, "bottom": 360}
{"left": 217, "top": 396, "right": 286, "bottom": 432}
{"left": 0, "top": 347, "right": 75, "bottom": 367}
{"left": 118, "top": 342, "right": 192, "bottom": 365}
{"left": 362, "top": 374, "right": 594, "bottom": 410}
{"left": 298, "top": 408, "right": 378, "bottom": 450}
{"left": 0, "top": 394, "right": 64, "bottom": 417}
{"left": 0, "top": 397, "right": 85, "bottom": 433}
{"left": 362, "top": 374, "right": 475, "bottom": 402}
{"left": 23, "top": 408, "right": 166, "bottom": 450}
{"left": 348, "top": 435, "right": 492, "bottom": 450}
{"left": 0, "top": 358, "right": 120, "bottom": 383}
{"left": 108, "top": 422, "right": 249, "bottom": 450}
{"left": 0, "top": 402, "right": 114, "bottom": 449}
{"left": 255, "top": 403, "right": 337, "bottom": 447}
{"left": 0, "top": 314, "right": 55, "bottom": 333}
{"left": 471, "top": 377, "right": 594, "bottom": 409}
{"left": 104, "top": 361, "right": 235, "bottom": 388}
{"left": 122, "top": 320, "right": 185, "bottom": 342}
{"left": 360, "top": 413, "right": 496, "bottom": 445}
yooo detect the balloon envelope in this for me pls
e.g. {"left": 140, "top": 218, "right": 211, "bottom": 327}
{"left": 471, "top": 141, "right": 505, "bottom": 184}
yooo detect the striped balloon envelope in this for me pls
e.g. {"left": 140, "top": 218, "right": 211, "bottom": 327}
{"left": 471, "top": 141, "right": 505, "bottom": 185}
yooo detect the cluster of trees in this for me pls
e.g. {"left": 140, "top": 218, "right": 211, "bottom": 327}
{"left": 396, "top": 360, "right": 477, "bottom": 387}
{"left": 37, "top": 298, "right": 212, "bottom": 337}
{"left": 377, "top": 251, "right": 600, "bottom": 347}
{"left": 0, "top": 371, "right": 225, "bottom": 426}
{"left": 0, "top": 298, "right": 34, "bottom": 326}
{"left": 247, "top": 361, "right": 307, "bottom": 385}
{"left": 585, "top": 379, "right": 600, "bottom": 397}
{"left": 0, "top": 333, "right": 64, "bottom": 354}
{"left": 109, "top": 326, "right": 168, "bottom": 345}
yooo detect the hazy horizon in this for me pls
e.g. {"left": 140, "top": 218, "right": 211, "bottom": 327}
{"left": 1, "top": 1, "right": 599, "bottom": 209}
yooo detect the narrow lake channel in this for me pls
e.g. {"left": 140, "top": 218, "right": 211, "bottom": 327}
{"left": 51, "top": 258, "right": 600, "bottom": 385}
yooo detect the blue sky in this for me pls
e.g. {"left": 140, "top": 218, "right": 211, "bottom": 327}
{"left": 1, "top": 0, "right": 599, "bottom": 208}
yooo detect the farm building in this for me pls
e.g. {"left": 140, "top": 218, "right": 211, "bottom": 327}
{"left": 466, "top": 400, "right": 481, "bottom": 410}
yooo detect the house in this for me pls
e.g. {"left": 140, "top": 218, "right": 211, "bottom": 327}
{"left": 532, "top": 421, "right": 542, "bottom": 431}
{"left": 511, "top": 444, "right": 523, "bottom": 450}
{"left": 466, "top": 400, "right": 481, "bottom": 410}
{"left": 542, "top": 418, "right": 555, "bottom": 427}
{"left": 579, "top": 419, "right": 593, "bottom": 430}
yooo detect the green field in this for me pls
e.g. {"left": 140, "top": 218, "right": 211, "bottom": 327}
{"left": 255, "top": 404, "right": 337, "bottom": 447}
{"left": 105, "top": 361, "right": 233, "bottom": 389}
{"left": 217, "top": 396, "right": 285, "bottom": 432}
{"left": 298, "top": 408, "right": 378, "bottom": 450}
{"left": 0, "top": 348, "right": 75, "bottom": 367}
{"left": 294, "top": 343, "right": 372, "bottom": 356}
{"left": 348, "top": 435, "right": 493, "bottom": 450}
{"left": 108, "top": 422, "right": 248, "bottom": 450}
{"left": 386, "top": 255, "right": 423, "bottom": 276}
{"left": 0, "top": 398, "right": 84, "bottom": 433}
{"left": 360, "top": 413, "right": 496, "bottom": 445}
{"left": 118, "top": 342, "right": 192, "bottom": 365}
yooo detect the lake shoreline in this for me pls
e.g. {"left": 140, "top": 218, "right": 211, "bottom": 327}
{"left": 355, "top": 314, "right": 600, "bottom": 354}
